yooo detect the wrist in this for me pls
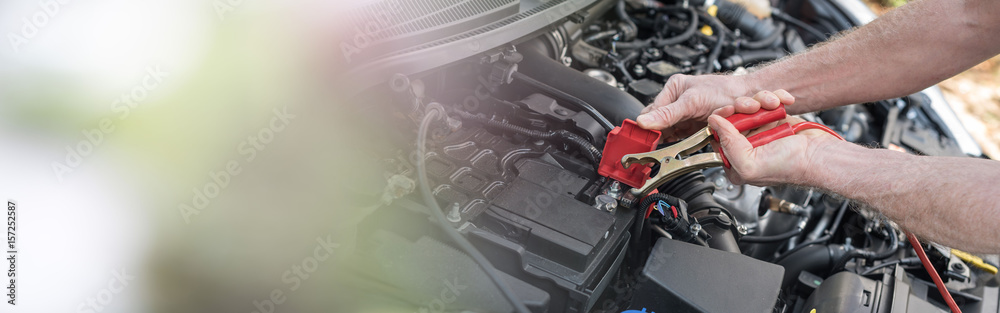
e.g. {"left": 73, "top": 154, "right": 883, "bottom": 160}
{"left": 794, "top": 137, "right": 855, "bottom": 188}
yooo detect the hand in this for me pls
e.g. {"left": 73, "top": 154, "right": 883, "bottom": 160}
{"left": 707, "top": 91, "right": 840, "bottom": 186}
{"left": 636, "top": 74, "right": 756, "bottom": 141}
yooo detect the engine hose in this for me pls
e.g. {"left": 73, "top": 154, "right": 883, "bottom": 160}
{"left": 511, "top": 71, "right": 615, "bottom": 131}
{"left": 584, "top": 30, "right": 619, "bottom": 43}
{"left": 513, "top": 48, "right": 643, "bottom": 127}
{"left": 615, "top": 7, "right": 699, "bottom": 50}
{"left": 772, "top": 9, "right": 828, "bottom": 41}
{"left": 829, "top": 228, "right": 900, "bottom": 274}
{"left": 699, "top": 13, "right": 727, "bottom": 74}
{"left": 777, "top": 244, "right": 848, "bottom": 288}
{"left": 739, "top": 22, "right": 785, "bottom": 50}
{"left": 615, "top": 0, "right": 638, "bottom": 41}
{"left": 715, "top": 0, "right": 777, "bottom": 40}
{"left": 456, "top": 111, "right": 602, "bottom": 168}
{"left": 657, "top": 172, "right": 741, "bottom": 252}
{"left": 772, "top": 199, "right": 850, "bottom": 263}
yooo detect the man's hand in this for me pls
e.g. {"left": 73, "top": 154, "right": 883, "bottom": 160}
{"left": 637, "top": 74, "right": 761, "bottom": 141}
{"left": 707, "top": 90, "right": 839, "bottom": 186}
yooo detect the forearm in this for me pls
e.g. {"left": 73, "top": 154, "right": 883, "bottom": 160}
{"left": 745, "top": 0, "right": 1000, "bottom": 115}
{"left": 803, "top": 141, "right": 1000, "bottom": 253}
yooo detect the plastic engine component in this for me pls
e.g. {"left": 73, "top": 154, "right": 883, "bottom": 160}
{"left": 598, "top": 119, "right": 660, "bottom": 188}
{"left": 626, "top": 238, "right": 784, "bottom": 313}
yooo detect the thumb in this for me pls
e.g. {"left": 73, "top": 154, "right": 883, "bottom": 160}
{"left": 707, "top": 115, "right": 754, "bottom": 162}
{"left": 637, "top": 104, "right": 683, "bottom": 130}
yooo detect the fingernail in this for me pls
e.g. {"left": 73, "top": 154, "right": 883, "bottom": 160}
{"left": 637, "top": 114, "right": 652, "bottom": 125}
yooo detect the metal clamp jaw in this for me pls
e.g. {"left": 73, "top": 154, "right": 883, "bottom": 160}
{"left": 621, "top": 127, "right": 724, "bottom": 197}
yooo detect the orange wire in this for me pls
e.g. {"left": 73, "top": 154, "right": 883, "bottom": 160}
{"left": 791, "top": 121, "right": 845, "bottom": 140}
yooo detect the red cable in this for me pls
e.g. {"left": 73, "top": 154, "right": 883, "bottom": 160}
{"left": 791, "top": 121, "right": 845, "bottom": 140}
{"left": 907, "top": 232, "right": 962, "bottom": 313}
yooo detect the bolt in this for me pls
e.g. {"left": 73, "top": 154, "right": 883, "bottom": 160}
{"left": 633, "top": 64, "right": 646, "bottom": 77}
{"left": 713, "top": 176, "right": 726, "bottom": 189}
{"left": 736, "top": 224, "right": 748, "bottom": 235}
{"left": 608, "top": 181, "right": 622, "bottom": 199}
{"left": 554, "top": 108, "right": 570, "bottom": 116}
{"left": 562, "top": 56, "right": 573, "bottom": 66}
{"left": 951, "top": 263, "right": 964, "bottom": 271}
{"left": 690, "top": 223, "right": 702, "bottom": 235}
{"left": 447, "top": 203, "right": 462, "bottom": 223}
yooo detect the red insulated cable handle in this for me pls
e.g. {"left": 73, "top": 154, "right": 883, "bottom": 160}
{"left": 728, "top": 104, "right": 787, "bottom": 133}
{"left": 719, "top": 123, "right": 795, "bottom": 168}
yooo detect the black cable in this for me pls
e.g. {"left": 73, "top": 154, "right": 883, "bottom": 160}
{"left": 456, "top": 111, "right": 603, "bottom": 169}
{"left": 772, "top": 9, "right": 828, "bottom": 41}
{"left": 417, "top": 105, "right": 531, "bottom": 313}
{"left": 741, "top": 227, "right": 802, "bottom": 243}
{"left": 511, "top": 72, "right": 615, "bottom": 131}
{"left": 772, "top": 199, "right": 850, "bottom": 263}
{"left": 860, "top": 257, "right": 920, "bottom": 275}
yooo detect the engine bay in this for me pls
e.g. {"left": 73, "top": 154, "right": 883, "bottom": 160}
{"left": 339, "top": 0, "right": 999, "bottom": 312}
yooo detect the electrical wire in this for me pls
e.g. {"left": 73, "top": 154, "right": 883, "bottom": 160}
{"left": 907, "top": 232, "right": 962, "bottom": 313}
{"left": 859, "top": 257, "right": 920, "bottom": 276}
{"left": 417, "top": 105, "right": 531, "bottom": 313}
{"left": 792, "top": 121, "right": 845, "bottom": 140}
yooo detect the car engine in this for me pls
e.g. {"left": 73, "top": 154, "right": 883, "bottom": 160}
{"left": 338, "top": 0, "right": 999, "bottom": 312}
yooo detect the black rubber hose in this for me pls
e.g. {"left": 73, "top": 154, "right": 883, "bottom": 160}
{"left": 699, "top": 13, "right": 727, "bottom": 74}
{"left": 584, "top": 30, "right": 619, "bottom": 43}
{"left": 615, "top": 7, "right": 699, "bottom": 50}
{"left": 741, "top": 227, "right": 803, "bottom": 243}
{"left": 777, "top": 244, "right": 848, "bottom": 287}
{"left": 772, "top": 9, "right": 829, "bottom": 41}
{"left": 457, "top": 111, "right": 602, "bottom": 168}
{"left": 716, "top": 0, "right": 777, "bottom": 40}
{"left": 720, "top": 49, "right": 787, "bottom": 70}
{"left": 417, "top": 105, "right": 531, "bottom": 313}
{"left": 658, "top": 172, "right": 741, "bottom": 252}
{"left": 515, "top": 48, "right": 644, "bottom": 126}
{"left": 616, "top": 0, "right": 638, "bottom": 41}
{"left": 772, "top": 199, "right": 850, "bottom": 263}
{"left": 830, "top": 228, "right": 900, "bottom": 274}
{"left": 511, "top": 71, "right": 615, "bottom": 132}
{"left": 740, "top": 22, "right": 786, "bottom": 50}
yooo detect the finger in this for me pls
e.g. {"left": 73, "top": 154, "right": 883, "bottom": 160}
{"left": 711, "top": 105, "right": 736, "bottom": 118}
{"left": 637, "top": 102, "right": 684, "bottom": 130}
{"left": 773, "top": 89, "right": 795, "bottom": 106}
{"left": 644, "top": 75, "right": 687, "bottom": 114}
{"left": 753, "top": 90, "right": 781, "bottom": 110}
{"left": 707, "top": 115, "right": 754, "bottom": 161}
{"left": 732, "top": 96, "right": 761, "bottom": 114}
